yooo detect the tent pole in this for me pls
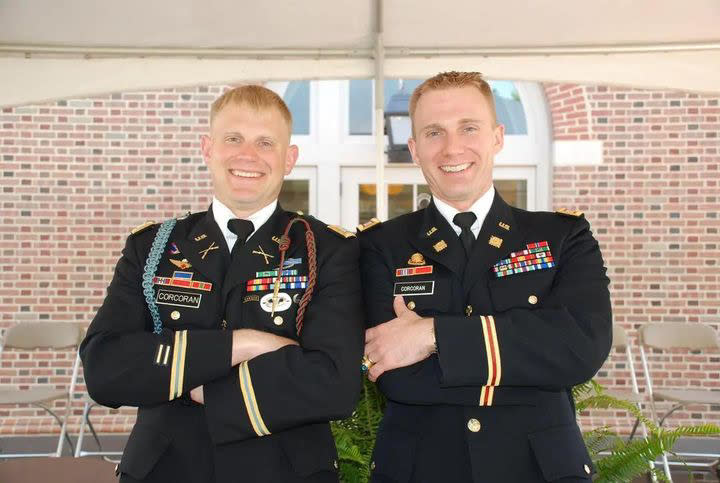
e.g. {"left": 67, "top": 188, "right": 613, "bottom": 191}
{"left": 374, "top": 0, "right": 386, "bottom": 222}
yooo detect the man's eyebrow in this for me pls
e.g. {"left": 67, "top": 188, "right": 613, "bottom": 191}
{"left": 458, "top": 118, "right": 485, "bottom": 124}
{"left": 419, "top": 123, "right": 445, "bottom": 132}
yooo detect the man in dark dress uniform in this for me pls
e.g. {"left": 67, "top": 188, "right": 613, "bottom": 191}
{"left": 359, "top": 72, "right": 612, "bottom": 482}
{"left": 81, "top": 85, "right": 364, "bottom": 482}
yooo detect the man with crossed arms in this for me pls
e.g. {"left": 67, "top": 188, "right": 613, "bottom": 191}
{"left": 359, "top": 72, "right": 611, "bottom": 482}
{"left": 82, "top": 85, "right": 363, "bottom": 482}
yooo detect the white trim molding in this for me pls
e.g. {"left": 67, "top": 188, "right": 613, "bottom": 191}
{"left": 553, "top": 140, "right": 604, "bottom": 166}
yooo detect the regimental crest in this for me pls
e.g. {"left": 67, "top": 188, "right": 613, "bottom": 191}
{"left": 407, "top": 252, "right": 426, "bottom": 265}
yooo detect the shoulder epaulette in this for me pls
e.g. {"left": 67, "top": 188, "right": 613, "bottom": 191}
{"left": 130, "top": 221, "right": 156, "bottom": 235}
{"left": 555, "top": 208, "right": 584, "bottom": 218}
{"left": 176, "top": 211, "right": 191, "bottom": 221}
{"left": 356, "top": 217, "right": 382, "bottom": 233}
{"left": 327, "top": 224, "right": 356, "bottom": 239}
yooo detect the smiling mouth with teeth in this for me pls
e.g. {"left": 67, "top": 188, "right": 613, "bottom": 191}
{"left": 440, "top": 163, "right": 472, "bottom": 173}
{"left": 230, "top": 169, "right": 262, "bottom": 178}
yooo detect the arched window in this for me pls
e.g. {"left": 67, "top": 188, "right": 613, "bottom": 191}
{"left": 265, "top": 78, "right": 551, "bottom": 227}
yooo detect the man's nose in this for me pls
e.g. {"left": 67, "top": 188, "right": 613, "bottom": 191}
{"left": 442, "top": 132, "right": 465, "bottom": 156}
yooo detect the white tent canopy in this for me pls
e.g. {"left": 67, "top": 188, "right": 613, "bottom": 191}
{"left": 1, "top": 0, "right": 720, "bottom": 107}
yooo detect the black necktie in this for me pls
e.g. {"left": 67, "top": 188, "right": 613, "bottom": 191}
{"left": 227, "top": 219, "right": 254, "bottom": 260}
{"left": 453, "top": 212, "right": 477, "bottom": 259}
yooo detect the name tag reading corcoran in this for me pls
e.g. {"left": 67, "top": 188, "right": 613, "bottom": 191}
{"left": 155, "top": 289, "right": 202, "bottom": 308}
{"left": 393, "top": 281, "right": 435, "bottom": 296}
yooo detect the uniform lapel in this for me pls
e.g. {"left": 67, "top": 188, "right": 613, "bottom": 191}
{"left": 408, "top": 200, "right": 465, "bottom": 280}
{"left": 463, "top": 192, "right": 526, "bottom": 290}
{"left": 223, "top": 205, "right": 305, "bottom": 298}
{"left": 173, "top": 207, "right": 229, "bottom": 286}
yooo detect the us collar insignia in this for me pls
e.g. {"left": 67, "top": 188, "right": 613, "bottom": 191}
{"left": 194, "top": 234, "right": 207, "bottom": 242}
{"left": 169, "top": 258, "right": 192, "bottom": 270}
{"left": 407, "top": 252, "right": 426, "bottom": 265}
{"left": 498, "top": 222, "right": 510, "bottom": 231}
{"left": 425, "top": 227, "right": 437, "bottom": 237}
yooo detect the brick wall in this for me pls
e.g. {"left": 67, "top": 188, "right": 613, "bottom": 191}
{"left": 547, "top": 83, "right": 720, "bottom": 432}
{"left": 1, "top": 86, "right": 230, "bottom": 434}
{"left": 1, "top": 82, "right": 719, "bottom": 437}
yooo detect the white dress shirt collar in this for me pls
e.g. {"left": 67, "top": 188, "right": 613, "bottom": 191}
{"left": 433, "top": 186, "right": 496, "bottom": 238}
{"left": 212, "top": 197, "right": 278, "bottom": 252}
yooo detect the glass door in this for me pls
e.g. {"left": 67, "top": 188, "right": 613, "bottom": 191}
{"left": 281, "top": 166, "right": 317, "bottom": 215}
{"left": 341, "top": 166, "right": 535, "bottom": 228}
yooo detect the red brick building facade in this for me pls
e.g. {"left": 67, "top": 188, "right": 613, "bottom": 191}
{"left": 1, "top": 82, "right": 718, "bottom": 436}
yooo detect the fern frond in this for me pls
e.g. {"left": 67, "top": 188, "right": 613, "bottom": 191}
{"left": 576, "top": 393, "right": 658, "bottom": 432}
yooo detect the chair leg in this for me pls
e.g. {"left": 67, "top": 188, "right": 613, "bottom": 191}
{"left": 74, "top": 400, "right": 92, "bottom": 457}
{"left": 662, "top": 452, "right": 672, "bottom": 481}
{"left": 33, "top": 403, "right": 73, "bottom": 457}
{"left": 85, "top": 403, "right": 104, "bottom": 452}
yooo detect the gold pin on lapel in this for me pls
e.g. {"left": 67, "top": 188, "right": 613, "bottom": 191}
{"left": 252, "top": 245, "right": 275, "bottom": 265}
{"left": 170, "top": 258, "right": 192, "bottom": 270}
{"left": 433, "top": 240, "right": 448, "bottom": 253}
{"left": 357, "top": 218, "right": 381, "bottom": 232}
{"left": 425, "top": 227, "right": 437, "bottom": 237}
{"left": 272, "top": 235, "right": 282, "bottom": 245}
{"left": 408, "top": 253, "right": 426, "bottom": 265}
{"left": 488, "top": 236, "right": 503, "bottom": 249}
{"left": 199, "top": 242, "right": 219, "bottom": 259}
{"left": 194, "top": 234, "right": 207, "bottom": 242}
{"left": 498, "top": 222, "right": 510, "bottom": 231}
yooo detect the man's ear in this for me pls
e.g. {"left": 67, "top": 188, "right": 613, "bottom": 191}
{"left": 285, "top": 144, "right": 299, "bottom": 175}
{"left": 201, "top": 135, "right": 212, "bottom": 165}
{"left": 408, "top": 137, "right": 419, "bottom": 166}
{"left": 492, "top": 124, "right": 505, "bottom": 155}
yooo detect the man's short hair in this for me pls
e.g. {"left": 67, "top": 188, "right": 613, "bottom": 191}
{"left": 210, "top": 85, "right": 293, "bottom": 132}
{"left": 409, "top": 71, "right": 497, "bottom": 133}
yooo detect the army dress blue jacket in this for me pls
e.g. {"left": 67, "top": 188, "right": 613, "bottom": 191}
{"left": 359, "top": 193, "right": 612, "bottom": 483}
{"left": 81, "top": 205, "right": 364, "bottom": 483}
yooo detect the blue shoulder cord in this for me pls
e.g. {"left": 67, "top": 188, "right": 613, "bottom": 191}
{"left": 141, "top": 219, "right": 177, "bottom": 334}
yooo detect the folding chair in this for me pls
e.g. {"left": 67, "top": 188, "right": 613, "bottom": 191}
{"left": 605, "top": 325, "right": 649, "bottom": 441}
{"left": 0, "top": 322, "right": 83, "bottom": 458}
{"left": 591, "top": 326, "right": 658, "bottom": 481}
{"left": 74, "top": 395, "right": 123, "bottom": 461}
{"left": 638, "top": 322, "right": 720, "bottom": 480}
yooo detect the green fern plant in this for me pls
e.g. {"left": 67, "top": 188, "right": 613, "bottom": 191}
{"left": 332, "top": 379, "right": 720, "bottom": 482}
{"left": 331, "top": 378, "right": 385, "bottom": 482}
{"left": 574, "top": 381, "right": 720, "bottom": 482}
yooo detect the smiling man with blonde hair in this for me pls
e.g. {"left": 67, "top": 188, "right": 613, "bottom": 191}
{"left": 359, "top": 72, "right": 612, "bottom": 482}
{"left": 81, "top": 84, "right": 364, "bottom": 483}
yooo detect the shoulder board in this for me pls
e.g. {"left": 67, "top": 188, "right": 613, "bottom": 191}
{"left": 295, "top": 210, "right": 305, "bottom": 216}
{"left": 555, "top": 208, "right": 584, "bottom": 218}
{"left": 356, "top": 217, "right": 382, "bottom": 233}
{"left": 326, "top": 225, "right": 356, "bottom": 239}
{"left": 130, "top": 220, "right": 156, "bottom": 235}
